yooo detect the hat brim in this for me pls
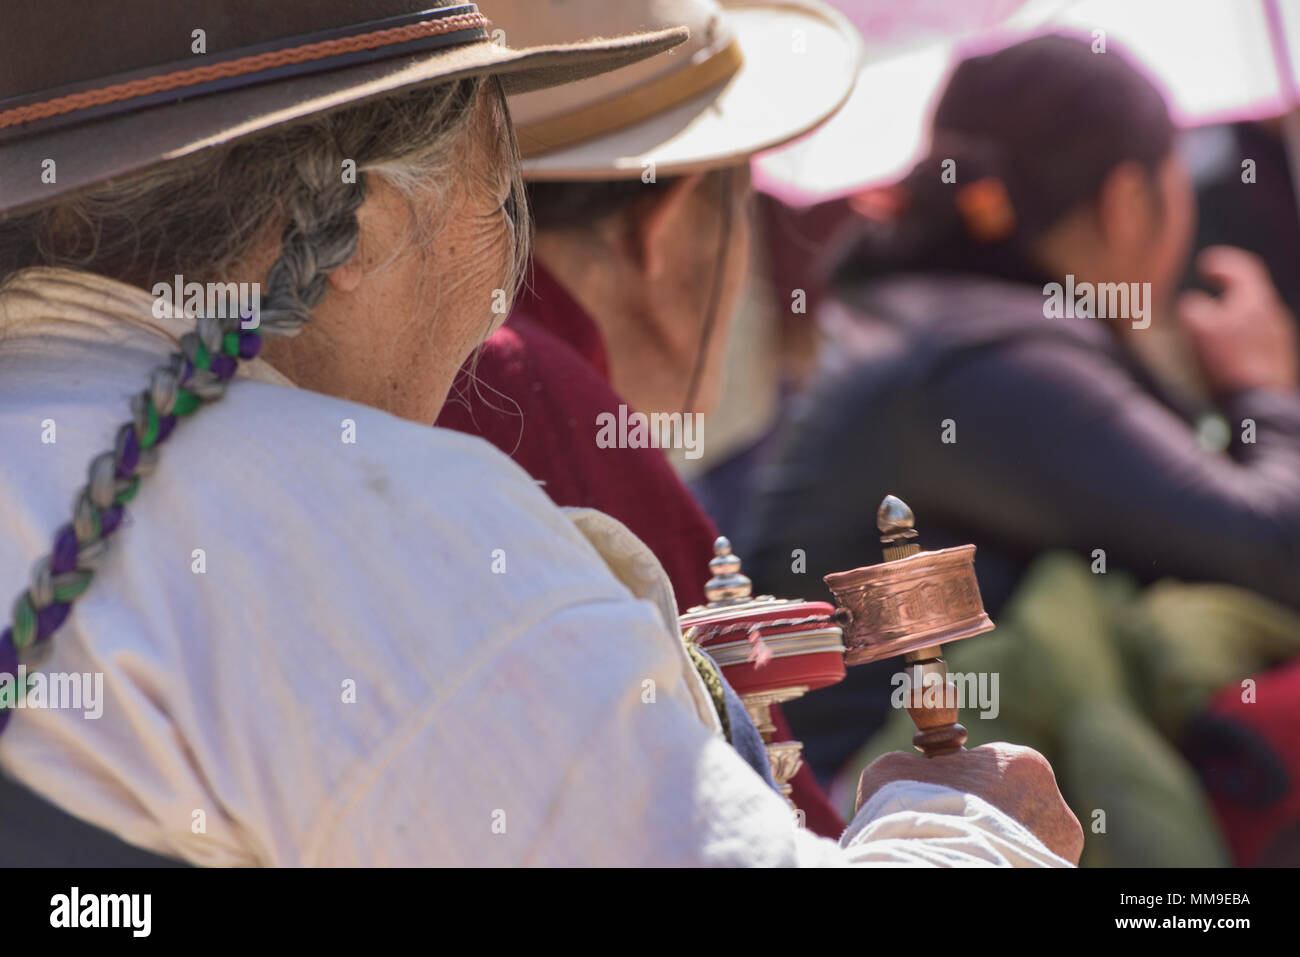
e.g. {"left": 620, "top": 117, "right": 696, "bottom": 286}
{"left": 0, "top": 28, "right": 688, "bottom": 218}
{"left": 520, "top": 0, "right": 863, "bottom": 181}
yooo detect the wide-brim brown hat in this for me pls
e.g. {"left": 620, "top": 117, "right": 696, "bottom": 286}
{"left": 503, "top": 0, "right": 863, "bottom": 180}
{"left": 0, "top": 1, "right": 689, "bottom": 218}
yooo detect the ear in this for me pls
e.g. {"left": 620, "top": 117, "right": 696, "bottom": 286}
{"left": 625, "top": 173, "right": 705, "bottom": 279}
{"left": 1096, "top": 160, "right": 1156, "bottom": 253}
{"left": 330, "top": 176, "right": 404, "bottom": 294}
{"left": 328, "top": 256, "right": 363, "bottom": 293}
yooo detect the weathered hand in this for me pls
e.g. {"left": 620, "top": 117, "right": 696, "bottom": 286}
{"left": 856, "top": 742, "right": 1084, "bottom": 864}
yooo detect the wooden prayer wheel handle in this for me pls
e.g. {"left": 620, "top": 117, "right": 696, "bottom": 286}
{"left": 902, "top": 655, "right": 968, "bottom": 758}
{"left": 821, "top": 496, "right": 993, "bottom": 759}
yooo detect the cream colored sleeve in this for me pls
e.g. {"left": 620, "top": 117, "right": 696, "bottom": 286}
{"left": 304, "top": 594, "right": 1069, "bottom": 867}
{"left": 828, "top": 780, "right": 1072, "bottom": 867}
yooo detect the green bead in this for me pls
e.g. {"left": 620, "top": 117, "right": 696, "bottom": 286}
{"left": 52, "top": 571, "right": 93, "bottom": 603}
{"left": 11, "top": 594, "right": 36, "bottom": 651}
{"left": 139, "top": 399, "right": 160, "bottom": 449}
{"left": 222, "top": 332, "right": 241, "bottom": 357}
{"left": 172, "top": 388, "right": 201, "bottom": 417}
{"left": 114, "top": 476, "right": 140, "bottom": 505}
{"left": 193, "top": 341, "right": 211, "bottom": 371}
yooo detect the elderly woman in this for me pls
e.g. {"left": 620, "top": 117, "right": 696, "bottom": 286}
{"left": 0, "top": 0, "right": 1078, "bottom": 866}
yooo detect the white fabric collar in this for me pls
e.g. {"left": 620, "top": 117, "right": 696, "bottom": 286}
{"left": 0, "top": 267, "right": 295, "bottom": 388}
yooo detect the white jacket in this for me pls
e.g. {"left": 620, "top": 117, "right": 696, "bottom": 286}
{"left": 0, "top": 267, "right": 1067, "bottom": 866}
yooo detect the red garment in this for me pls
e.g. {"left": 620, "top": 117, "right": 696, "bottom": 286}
{"left": 1196, "top": 659, "right": 1300, "bottom": 866}
{"left": 437, "top": 260, "right": 846, "bottom": 838}
{"left": 439, "top": 265, "right": 716, "bottom": 607}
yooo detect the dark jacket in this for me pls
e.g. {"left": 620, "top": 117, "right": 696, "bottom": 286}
{"left": 745, "top": 272, "right": 1300, "bottom": 784}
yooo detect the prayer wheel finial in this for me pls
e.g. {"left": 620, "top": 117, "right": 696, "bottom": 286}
{"left": 878, "top": 494, "right": 920, "bottom": 562}
{"left": 704, "top": 536, "right": 753, "bottom": 606}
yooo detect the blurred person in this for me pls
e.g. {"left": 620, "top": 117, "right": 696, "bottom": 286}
{"left": 436, "top": 0, "right": 862, "bottom": 834}
{"left": 1184, "top": 119, "right": 1300, "bottom": 338}
{"left": 746, "top": 34, "right": 1300, "bottom": 786}
{"left": 688, "top": 191, "right": 869, "bottom": 543}
{"left": 0, "top": 0, "right": 1080, "bottom": 866}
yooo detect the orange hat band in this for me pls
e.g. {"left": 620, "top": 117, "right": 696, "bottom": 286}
{"left": 0, "top": 7, "right": 490, "bottom": 138}
{"left": 515, "top": 38, "right": 744, "bottom": 160}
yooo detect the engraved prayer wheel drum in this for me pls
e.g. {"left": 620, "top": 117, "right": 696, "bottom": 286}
{"left": 824, "top": 544, "right": 993, "bottom": 666}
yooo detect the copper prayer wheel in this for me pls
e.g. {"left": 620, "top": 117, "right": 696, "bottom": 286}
{"left": 823, "top": 495, "right": 995, "bottom": 758}
{"left": 681, "top": 495, "right": 996, "bottom": 810}
{"left": 825, "top": 496, "right": 993, "bottom": 666}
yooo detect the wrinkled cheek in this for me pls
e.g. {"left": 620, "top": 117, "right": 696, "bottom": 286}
{"left": 445, "top": 214, "right": 515, "bottom": 339}
{"left": 484, "top": 215, "right": 517, "bottom": 335}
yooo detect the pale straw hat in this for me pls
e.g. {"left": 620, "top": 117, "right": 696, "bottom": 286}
{"left": 496, "top": 0, "right": 864, "bottom": 179}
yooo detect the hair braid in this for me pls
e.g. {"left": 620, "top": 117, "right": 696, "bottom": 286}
{"left": 260, "top": 154, "right": 368, "bottom": 335}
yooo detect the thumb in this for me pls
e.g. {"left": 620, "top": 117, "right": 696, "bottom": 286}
{"left": 1195, "top": 245, "right": 1251, "bottom": 288}
{"left": 1177, "top": 290, "right": 1217, "bottom": 331}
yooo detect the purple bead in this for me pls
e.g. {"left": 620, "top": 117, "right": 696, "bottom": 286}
{"left": 34, "top": 602, "right": 70, "bottom": 643}
{"left": 180, "top": 359, "right": 195, "bottom": 384}
{"left": 115, "top": 426, "right": 140, "bottom": 478}
{"left": 238, "top": 333, "right": 262, "bottom": 359}
{"left": 51, "top": 524, "right": 79, "bottom": 575}
{"left": 0, "top": 628, "right": 16, "bottom": 678}
{"left": 99, "top": 505, "right": 124, "bottom": 537}
{"left": 209, "top": 354, "right": 237, "bottom": 380}
{"left": 156, "top": 414, "right": 177, "bottom": 444}
{"left": 0, "top": 628, "right": 14, "bottom": 732}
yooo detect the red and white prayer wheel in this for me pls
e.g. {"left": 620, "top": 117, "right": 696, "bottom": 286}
{"left": 679, "top": 537, "right": 846, "bottom": 803}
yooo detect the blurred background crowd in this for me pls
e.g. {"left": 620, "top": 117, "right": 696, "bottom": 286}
{"left": 656, "top": 0, "right": 1300, "bottom": 866}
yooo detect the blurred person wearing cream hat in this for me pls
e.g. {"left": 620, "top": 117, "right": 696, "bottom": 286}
{"left": 437, "top": 0, "right": 863, "bottom": 836}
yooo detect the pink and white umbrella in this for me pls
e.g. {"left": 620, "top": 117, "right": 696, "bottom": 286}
{"left": 756, "top": 0, "right": 1300, "bottom": 206}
